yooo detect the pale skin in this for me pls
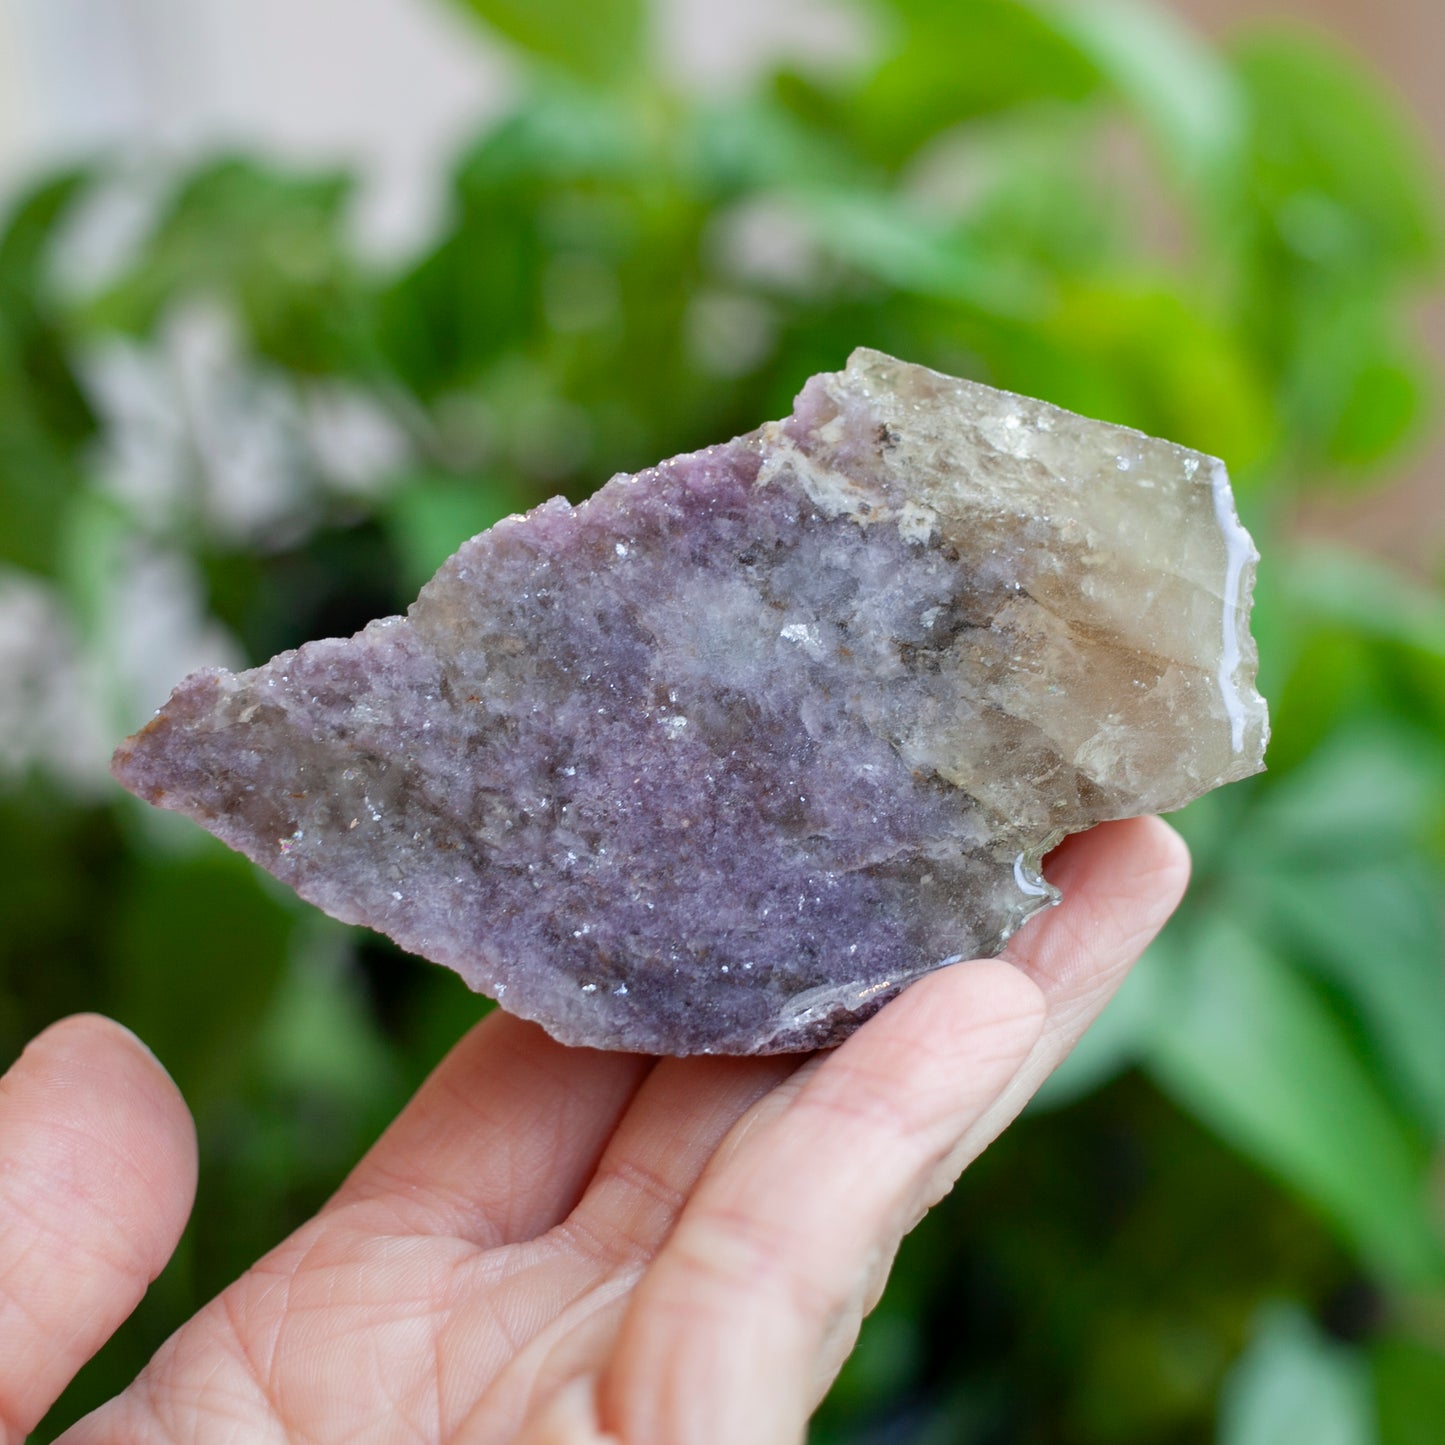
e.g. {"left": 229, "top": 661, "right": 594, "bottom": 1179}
{"left": 0, "top": 817, "right": 1188, "bottom": 1445}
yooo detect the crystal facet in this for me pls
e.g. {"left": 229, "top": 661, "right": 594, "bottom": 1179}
{"left": 112, "top": 350, "right": 1268, "bottom": 1054}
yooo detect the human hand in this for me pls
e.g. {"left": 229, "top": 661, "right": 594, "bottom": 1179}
{"left": 2, "top": 817, "right": 1187, "bottom": 1445}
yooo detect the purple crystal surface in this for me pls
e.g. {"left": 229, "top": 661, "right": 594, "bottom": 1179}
{"left": 112, "top": 350, "right": 1267, "bottom": 1054}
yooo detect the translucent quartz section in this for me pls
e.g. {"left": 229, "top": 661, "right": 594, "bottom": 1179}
{"left": 112, "top": 350, "right": 1268, "bottom": 1054}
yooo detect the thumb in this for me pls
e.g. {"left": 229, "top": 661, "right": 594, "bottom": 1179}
{"left": 0, "top": 1015, "right": 197, "bottom": 1443}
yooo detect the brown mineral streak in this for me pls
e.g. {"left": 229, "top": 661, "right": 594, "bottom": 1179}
{"left": 111, "top": 350, "right": 1268, "bottom": 1055}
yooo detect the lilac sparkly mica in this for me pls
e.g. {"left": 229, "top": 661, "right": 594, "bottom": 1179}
{"left": 111, "top": 350, "right": 1268, "bottom": 1054}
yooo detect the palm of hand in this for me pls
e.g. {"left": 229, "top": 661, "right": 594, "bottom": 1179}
{"left": 1, "top": 819, "right": 1186, "bottom": 1445}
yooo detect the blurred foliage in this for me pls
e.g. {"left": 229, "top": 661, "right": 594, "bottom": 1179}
{"left": 2, "top": 0, "right": 1443, "bottom": 1438}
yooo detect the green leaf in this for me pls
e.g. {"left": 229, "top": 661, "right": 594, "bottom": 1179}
{"left": 111, "top": 840, "right": 296, "bottom": 1117}
{"left": 384, "top": 472, "right": 539, "bottom": 592}
{"left": 1278, "top": 288, "right": 1433, "bottom": 476}
{"left": 0, "top": 167, "right": 92, "bottom": 284}
{"left": 454, "top": 86, "right": 654, "bottom": 191}
{"left": 1262, "top": 628, "right": 1384, "bottom": 777}
{"left": 381, "top": 87, "right": 658, "bottom": 396}
{"left": 0, "top": 170, "right": 98, "bottom": 576}
{"left": 1284, "top": 546, "right": 1445, "bottom": 663}
{"left": 849, "top": 0, "right": 1100, "bottom": 168}
{"left": 83, "top": 159, "right": 371, "bottom": 377}
{"left": 802, "top": 189, "right": 1049, "bottom": 318}
{"left": 1218, "top": 1303, "right": 1375, "bottom": 1445}
{"left": 1144, "top": 916, "right": 1444, "bottom": 1286}
{"left": 1226, "top": 726, "right": 1445, "bottom": 1137}
{"left": 1247, "top": 720, "right": 1444, "bottom": 857}
{"left": 448, "top": 0, "right": 647, "bottom": 84}
{"left": 1046, "top": 0, "right": 1246, "bottom": 206}
{"left": 1262, "top": 549, "right": 1445, "bottom": 772}
{"left": 684, "top": 94, "right": 857, "bottom": 197}
{"left": 1253, "top": 861, "right": 1445, "bottom": 1137}
{"left": 1235, "top": 31, "right": 1443, "bottom": 280}
{"left": 1326, "top": 342, "right": 1429, "bottom": 469}
{"left": 56, "top": 488, "right": 133, "bottom": 645}
{"left": 1374, "top": 1337, "right": 1445, "bottom": 1445}
{"left": 1039, "top": 282, "right": 1275, "bottom": 466}
{"left": 0, "top": 782, "right": 125, "bottom": 1053}
{"left": 0, "top": 354, "right": 85, "bottom": 575}
{"left": 1230, "top": 32, "right": 1442, "bottom": 481}
{"left": 260, "top": 920, "right": 398, "bottom": 1110}
{"left": 1029, "top": 933, "right": 1172, "bottom": 1111}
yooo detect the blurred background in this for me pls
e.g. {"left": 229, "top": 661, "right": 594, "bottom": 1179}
{"left": 2, "top": 0, "right": 1443, "bottom": 1438}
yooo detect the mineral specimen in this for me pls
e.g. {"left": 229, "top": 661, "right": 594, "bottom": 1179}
{"left": 112, "top": 349, "right": 1268, "bottom": 1055}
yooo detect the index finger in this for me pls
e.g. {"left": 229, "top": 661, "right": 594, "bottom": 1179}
{"left": 599, "top": 816, "right": 1189, "bottom": 1445}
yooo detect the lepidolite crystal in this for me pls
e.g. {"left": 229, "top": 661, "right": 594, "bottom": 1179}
{"left": 112, "top": 350, "right": 1267, "bottom": 1054}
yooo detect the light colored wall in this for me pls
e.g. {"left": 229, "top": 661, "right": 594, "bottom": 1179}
{"left": 1, "top": 0, "right": 508, "bottom": 252}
